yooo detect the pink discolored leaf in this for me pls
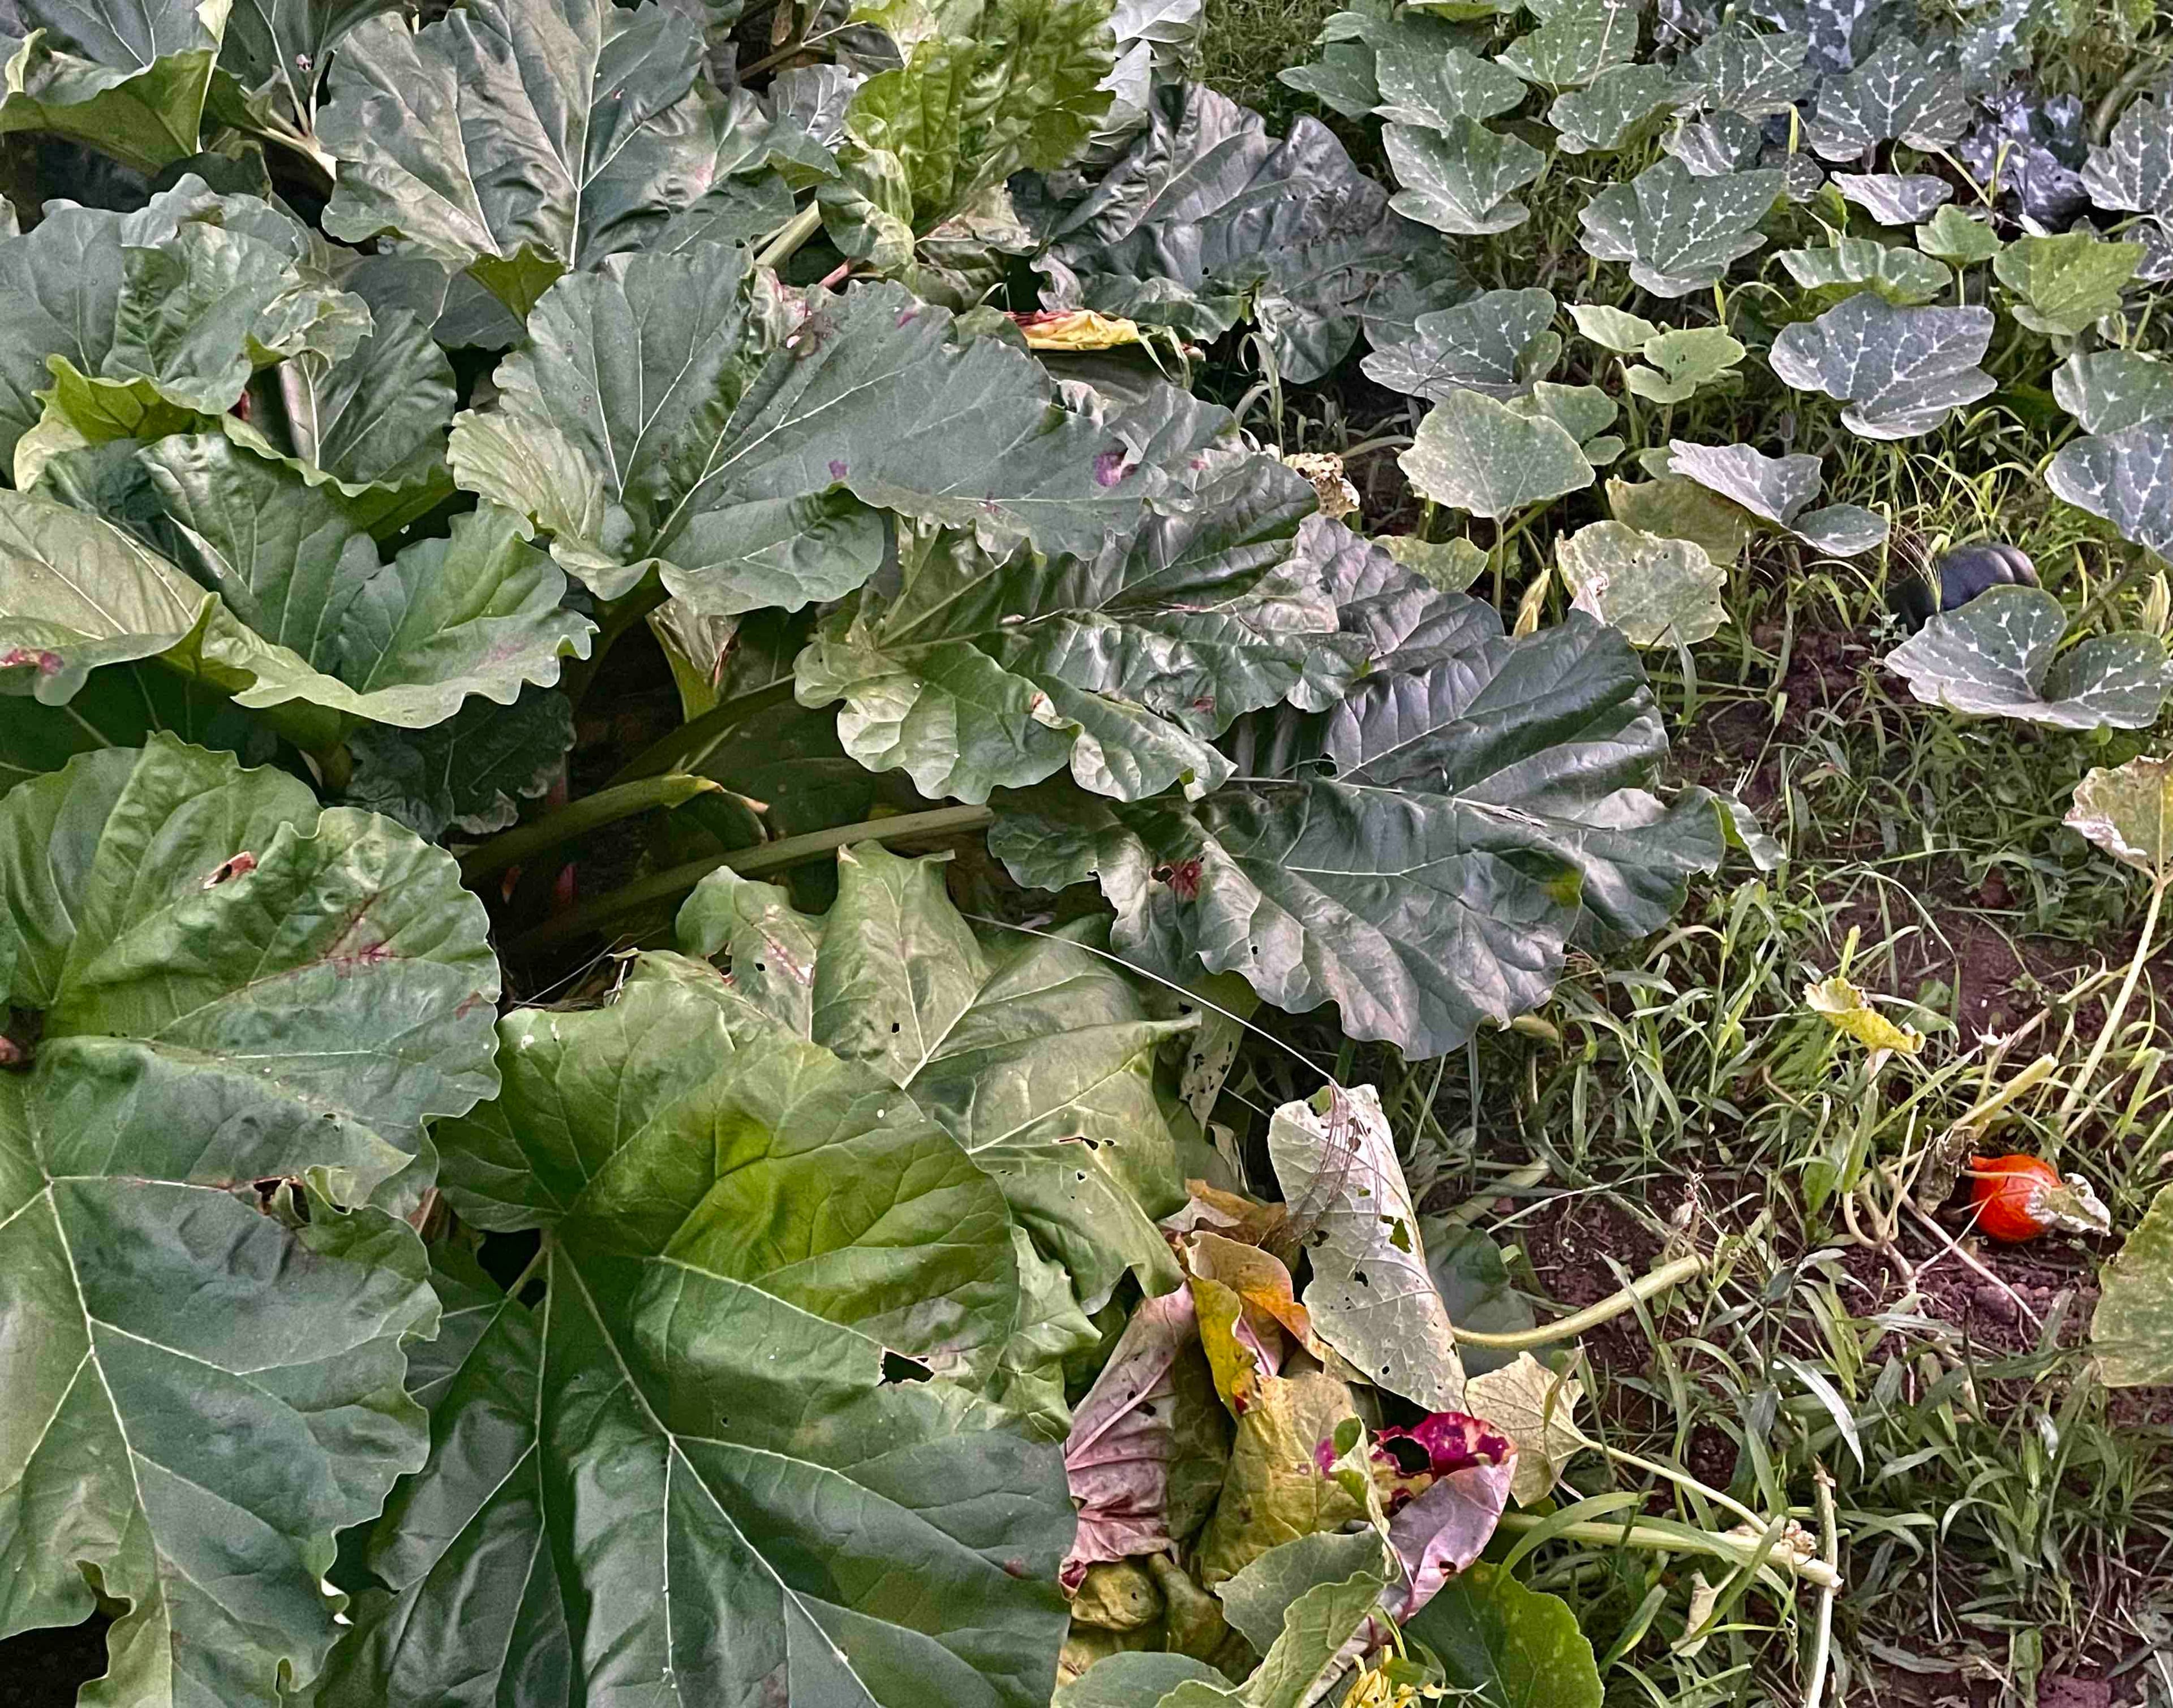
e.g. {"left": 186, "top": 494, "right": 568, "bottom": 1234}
{"left": 1060, "top": 1290, "right": 1231, "bottom": 1590}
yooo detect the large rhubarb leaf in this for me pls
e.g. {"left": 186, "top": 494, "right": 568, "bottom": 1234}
{"left": 993, "top": 583, "right": 1724, "bottom": 1059}
{"left": 218, "top": 0, "right": 405, "bottom": 141}
{"left": 0, "top": 736, "right": 498, "bottom": 1706}
{"left": 0, "top": 179, "right": 366, "bottom": 480}
{"left": 833, "top": 0, "right": 1116, "bottom": 246}
{"left": 795, "top": 456, "right": 1367, "bottom": 804}
{"left": 1, "top": 438, "right": 592, "bottom": 737}
{"left": 1030, "top": 81, "right": 1460, "bottom": 384}
{"left": 450, "top": 246, "right": 1162, "bottom": 616}
{"left": 327, "top": 960, "right": 1072, "bottom": 1708}
{"left": 0, "top": 0, "right": 227, "bottom": 171}
{"left": 674, "top": 842, "right": 1190, "bottom": 1309}
{"left": 317, "top": 0, "right": 720, "bottom": 315}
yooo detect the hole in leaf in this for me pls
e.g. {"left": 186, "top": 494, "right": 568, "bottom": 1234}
{"left": 1380, "top": 1434, "right": 1431, "bottom": 1475}
{"left": 879, "top": 1350, "right": 932, "bottom": 1384}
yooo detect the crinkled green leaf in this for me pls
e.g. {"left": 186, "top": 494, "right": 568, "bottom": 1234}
{"left": 1558, "top": 519, "right": 1726, "bottom": 646}
{"left": 1360, "top": 287, "right": 1557, "bottom": 401}
{"left": 451, "top": 248, "right": 1161, "bottom": 613}
{"left": 332, "top": 965, "right": 1072, "bottom": 1708}
{"left": 1777, "top": 238, "right": 1951, "bottom": 307}
{"left": 796, "top": 457, "right": 1365, "bottom": 804}
{"left": 0, "top": 735, "right": 500, "bottom": 1700}
{"left": 1578, "top": 158, "right": 1784, "bottom": 296}
{"left": 317, "top": 0, "right": 718, "bottom": 314}
{"left": 1886, "top": 582, "right": 2173, "bottom": 729}
{"left": 1403, "top": 1564, "right": 1603, "bottom": 1708}
{"left": 1497, "top": 0, "right": 1639, "bottom": 89}
{"left": 1031, "top": 82, "right": 1458, "bottom": 384}
{"left": 1269, "top": 1081, "right": 1463, "bottom": 1410}
{"left": 993, "top": 603, "right": 1724, "bottom": 1059}
{"left": 1805, "top": 38, "right": 1969, "bottom": 160}
{"left": 0, "top": 658, "right": 258, "bottom": 795}
{"left": 1831, "top": 171, "right": 1951, "bottom": 225}
{"left": 220, "top": 306, "right": 457, "bottom": 533}
{"left": 675, "top": 842, "right": 1189, "bottom": 1309}
{"left": 343, "top": 687, "right": 575, "bottom": 841}
{"left": 1993, "top": 230, "right": 2142, "bottom": 337}
{"left": 0, "top": 180, "right": 365, "bottom": 479}
{"left": 2047, "top": 419, "right": 2173, "bottom": 554}
{"left": 1383, "top": 116, "right": 1545, "bottom": 235}
{"left": 0, "top": 0, "right": 226, "bottom": 171}
{"left": 838, "top": 0, "right": 1115, "bottom": 240}
{"left": 1768, "top": 296, "right": 1994, "bottom": 439}
{"left": 1550, "top": 62, "right": 1687, "bottom": 153}
{"left": 1664, "top": 438, "right": 1887, "bottom": 553}
{"left": 1400, "top": 386, "right": 1592, "bottom": 518}
{"left": 143, "top": 434, "right": 594, "bottom": 727}
{"left": 2095, "top": 1181, "right": 2173, "bottom": 1387}
{"left": 217, "top": 0, "right": 406, "bottom": 139}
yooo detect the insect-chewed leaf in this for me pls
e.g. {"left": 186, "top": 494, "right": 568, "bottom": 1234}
{"left": 1831, "top": 171, "right": 1952, "bottom": 225}
{"left": 1768, "top": 295, "right": 1994, "bottom": 439}
{"left": 1269, "top": 1082, "right": 1464, "bottom": 1411}
{"left": 1885, "top": 583, "right": 2173, "bottom": 730}
{"left": 1557, "top": 519, "right": 1726, "bottom": 647}
{"left": 1361, "top": 286, "right": 1558, "bottom": 399}
{"left": 2067, "top": 754, "right": 2173, "bottom": 879}
{"left": 1400, "top": 386, "right": 1593, "bottom": 517}
{"left": 1577, "top": 157, "right": 1784, "bottom": 296}
{"left": 1994, "top": 230, "right": 2144, "bottom": 336}
{"left": 1805, "top": 38, "right": 1969, "bottom": 160}
{"left": 330, "top": 962, "right": 1075, "bottom": 1708}
{"left": 1384, "top": 117, "right": 1547, "bottom": 235}
{"left": 1664, "top": 438, "right": 1887, "bottom": 554}
{"left": 0, "top": 737, "right": 498, "bottom": 1706}
{"left": 1623, "top": 326, "right": 1745, "bottom": 402}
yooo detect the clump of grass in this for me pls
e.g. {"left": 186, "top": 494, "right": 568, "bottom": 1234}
{"left": 1195, "top": 0, "right": 1346, "bottom": 127}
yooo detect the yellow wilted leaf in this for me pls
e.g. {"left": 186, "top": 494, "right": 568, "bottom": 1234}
{"left": 1804, "top": 975, "right": 1922, "bottom": 1055}
{"left": 1010, "top": 309, "right": 1143, "bottom": 350}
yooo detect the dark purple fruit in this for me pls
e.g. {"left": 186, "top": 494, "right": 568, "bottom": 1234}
{"left": 1892, "top": 543, "right": 2038, "bottom": 633}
